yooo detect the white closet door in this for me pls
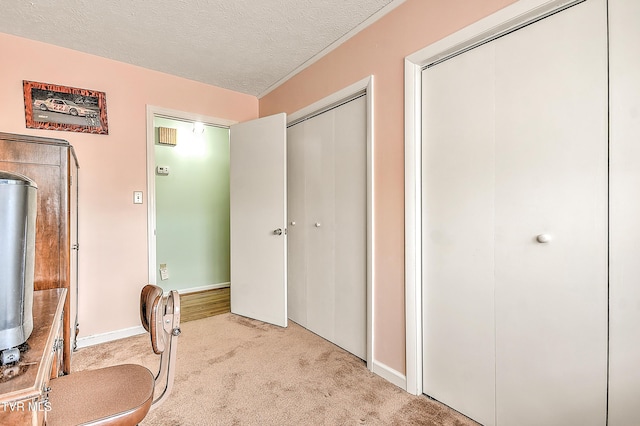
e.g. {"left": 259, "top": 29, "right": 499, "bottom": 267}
{"left": 609, "top": 0, "right": 640, "bottom": 424}
{"left": 422, "top": 42, "right": 497, "bottom": 426}
{"left": 304, "top": 109, "right": 336, "bottom": 341}
{"left": 230, "top": 113, "right": 288, "bottom": 328}
{"left": 286, "top": 122, "right": 307, "bottom": 326}
{"left": 422, "top": 0, "right": 608, "bottom": 424}
{"left": 494, "top": 1, "right": 608, "bottom": 424}
{"left": 332, "top": 96, "right": 367, "bottom": 359}
{"left": 287, "top": 95, "right": 367, "bottom": 360}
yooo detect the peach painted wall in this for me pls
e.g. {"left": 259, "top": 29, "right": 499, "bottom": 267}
{"left": 0, "top": 32, "right": 257, "bottom": 339}
{"left": 260, "top": 0, "right": 518, "bottom": 375}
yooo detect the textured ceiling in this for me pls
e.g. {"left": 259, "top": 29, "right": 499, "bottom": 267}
{"left": 0, "top": 0, "right": 401, "bottom": 97}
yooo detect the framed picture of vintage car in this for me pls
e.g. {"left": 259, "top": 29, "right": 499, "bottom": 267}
{"left": 23, "top": 80, "right": 109, "bottom": 135}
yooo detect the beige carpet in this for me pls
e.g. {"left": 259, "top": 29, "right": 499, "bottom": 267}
{"left": 72, "top": 313, "right": 477, "bottom": 426}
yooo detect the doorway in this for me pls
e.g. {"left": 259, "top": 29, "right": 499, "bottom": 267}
{"left": 147, "top": 106, "right": 286, "bottom": 325}
{"left": 153, "top": 117, "right": 230, "bottom": 292}
{"left": 146, "top": 107, "right": 236, "bottom": 293}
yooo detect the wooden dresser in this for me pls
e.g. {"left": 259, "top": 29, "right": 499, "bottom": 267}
{"left": 0, "top": 132, "right": 79, "bottom": 374}
{"left": 0, "top": 289, "right": 66, "bottom": 425}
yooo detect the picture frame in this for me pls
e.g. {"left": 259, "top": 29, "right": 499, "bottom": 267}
{"left": 23, "top": 80, "right": 109, "bottom": 135}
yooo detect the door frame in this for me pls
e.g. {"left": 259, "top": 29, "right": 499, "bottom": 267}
{"left": 403, "top": 0, "right": 587, "bottom": 395}
{"left": 145, "top": 105, "right": 236, "bottom": 287}
{"left": 288, "top": 76, "right": 375, "bottom": 371}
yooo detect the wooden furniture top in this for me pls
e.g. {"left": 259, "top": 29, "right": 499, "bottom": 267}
{"left": 0, "top": 131, "right": 79, "bottom": 167}
{"left": 0, "top": 288, "right": 66, "bottom": 404}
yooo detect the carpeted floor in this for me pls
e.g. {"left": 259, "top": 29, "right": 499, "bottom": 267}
{"left": 72, "top": 313, "right": 477, "bottom": 426}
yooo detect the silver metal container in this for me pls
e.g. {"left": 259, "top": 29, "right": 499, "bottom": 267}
{"left": 0, "top": 170, "right": 37, "bottom": 351}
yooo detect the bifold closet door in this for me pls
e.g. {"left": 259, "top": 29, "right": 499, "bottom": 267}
{"left": 422, "top": 0, "right": 608, "bottom": 425}
{"left": 493, "top": 1, "right": 607, "bottom": 424}
{"left": 304, "top": 107, "right": 337, "bottom": 344}
{"left": 422, "top": 41, "right": 497, "bottom": 426}
{"left": 609, "top": 0, "right": 640, "bottom": 424}
{"left": 332, "top": 96, "right": 366, "bottom": 358}
{"left": 287, "top": 95, "right": 367, "bottom": 360}
{"left": 287, "top": 121, "right": 307, "bottom": 326}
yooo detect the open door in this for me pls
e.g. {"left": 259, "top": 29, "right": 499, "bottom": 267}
{"left": 229, "top": 113, "right": 287, "bottom": 327}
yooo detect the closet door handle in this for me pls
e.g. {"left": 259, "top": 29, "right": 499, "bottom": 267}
{"left": 314, "top": 222, "right": 321, "bottom": 228}
{"left": 273, "top": 228, "right": 283, "bottom": 235}
{"left": 536, "top": 234, "right": 551, "bottom": 243}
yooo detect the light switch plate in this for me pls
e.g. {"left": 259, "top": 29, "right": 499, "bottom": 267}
{"left": 133, "top": 191, "right": 143, "bottom": 204}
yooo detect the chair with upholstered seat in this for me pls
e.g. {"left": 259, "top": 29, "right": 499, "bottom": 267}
{"left": 47, "top": 285, "right": 181, "bottom": 425}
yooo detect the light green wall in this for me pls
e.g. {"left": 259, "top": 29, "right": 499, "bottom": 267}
{"left": 154, "top": 117, "right": 230, "bottom": 291}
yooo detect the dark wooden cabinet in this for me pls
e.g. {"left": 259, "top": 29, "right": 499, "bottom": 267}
{"left": 0, "top": 132, "right": 78, "bottom": 374}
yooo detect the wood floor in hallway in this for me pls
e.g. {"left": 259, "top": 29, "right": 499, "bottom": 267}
{"left": 179, "top": 287, "right": 230, "bottom": 322}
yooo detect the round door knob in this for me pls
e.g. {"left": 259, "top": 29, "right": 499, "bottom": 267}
{"left": 273, "top": 228, "right": 283, "bottom": 235}
{"left": 290, "top": 221, "right": 296, "bottom": 226}
{"left": 314, "top": 222, "right": 321, "bottom": 227}
{"left": 536, "top": 234, "right": 551, "bottom": 243}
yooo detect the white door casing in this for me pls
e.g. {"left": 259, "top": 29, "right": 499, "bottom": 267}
{"left": 229, "top": 113, "right": 288, "bottom": 327}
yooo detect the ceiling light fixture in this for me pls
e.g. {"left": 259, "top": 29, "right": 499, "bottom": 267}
{"left": 192, "top": 122, "right": 205, "bottom": 134}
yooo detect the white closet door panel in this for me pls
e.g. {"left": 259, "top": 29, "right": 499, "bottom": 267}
{"left": 333, "top": 96, "right": 367, "bottom": 360}
{"left": 305, "top": 110, "right": 336, "bottom": 342}
{"left": 609, "top": 0, "right": 640, "bottom": 424}
{"left": 493, "top": 1, "right": 608, "bottom": 425}
{"left": 422, "top": 44, "right": 497, "bottom": 426}
{"left": 287, "top": 123, "right": 307, "bottom": 326}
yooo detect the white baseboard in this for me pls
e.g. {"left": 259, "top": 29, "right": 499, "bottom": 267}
{"left": 178, "top": 282, "right": 230, "bottom": 294}
{"left": 372, "top": 360, "right": 407, "bottom": 390}
{"left": 76, "top": 325, "right": 146, "bottom": 349}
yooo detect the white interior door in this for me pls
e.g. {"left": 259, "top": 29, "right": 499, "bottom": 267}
{"left": 422, "top": 0, "right": 608, "bottom": 424}
{"left": 230, "top": 113, "right": 287, "bottom": 327}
